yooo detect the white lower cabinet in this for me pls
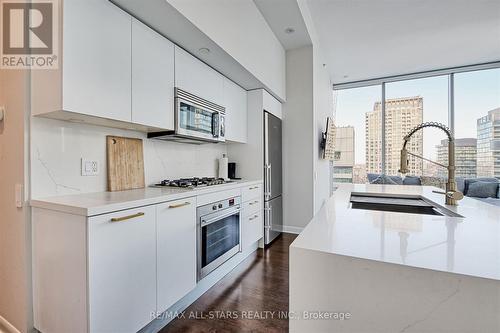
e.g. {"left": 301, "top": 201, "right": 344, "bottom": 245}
{"left": 156, "top": 197, "right": 197, "bottom": 313}
{"left": 242, "top": 209, "right": 263, "bottom": 250}
{"left": 241, "top": 185, "right": 264, "bottom": 250}
{"left": 33, "top": 184, "right": 263, "bottom": 333}
{"left": 88, "top": 206, "right": 157, "bottom": 333}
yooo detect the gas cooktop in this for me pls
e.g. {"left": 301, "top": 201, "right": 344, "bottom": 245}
{"left": 151, "top": 177, "right": 234, "bottom": 189}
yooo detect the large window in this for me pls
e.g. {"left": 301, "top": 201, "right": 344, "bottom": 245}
{"left": 333, "top": 85, "right": 381, "bottom": 184}
{"left": 455, "top": 68, "right": 500, "bottom": 178}
{"left": 333, "top": 66, "right": 500, "bottom": 184}
{"left": 385, "top": 76, "right": 449, "bottom": 177}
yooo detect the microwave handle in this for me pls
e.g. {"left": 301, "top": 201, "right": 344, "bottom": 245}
{"left": 212, "top": 112, "right": 220, "bottom": 138}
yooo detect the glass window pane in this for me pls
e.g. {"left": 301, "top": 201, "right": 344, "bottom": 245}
{"left": 455, "top": 68, "right": 500, "bottom": 179}
{"left": 333, "top": 85, "right": 382, "bottom": 184}
{"left": 385, "top": 76, "right": 449, "bottom": 178}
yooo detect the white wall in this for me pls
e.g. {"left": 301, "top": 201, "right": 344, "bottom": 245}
{"left": 282, "top": 46, "right": 315, "bottom": 232}
{"left": 166, "top": 0, "right": 286, "bottom": 102}
{"left": 0, "top": 69, "right": 30, "bottom": 333}
{"left": 312, "top": 46, "right": 333, "bottom": 212}
{"left": 31, "top": 118, "right": 227, "bottom": 198}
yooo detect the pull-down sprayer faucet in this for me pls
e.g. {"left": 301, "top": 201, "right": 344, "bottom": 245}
{"left": 399, "top": 122, "right": 464, "bottom": 206}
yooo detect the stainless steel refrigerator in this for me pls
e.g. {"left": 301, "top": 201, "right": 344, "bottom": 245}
{"left": 264, "top": 111, "right": 283, "bottom": 245}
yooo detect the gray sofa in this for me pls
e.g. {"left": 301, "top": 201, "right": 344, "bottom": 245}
{"left": 367, "top": 174, "right": 500, "bottom": 207}
{"left": 457, "top": 177, "right": 500, "bottom": 207}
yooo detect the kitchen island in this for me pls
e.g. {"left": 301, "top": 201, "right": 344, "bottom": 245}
{"left": 289, "top": 184, "right": 500, "bottom": 333}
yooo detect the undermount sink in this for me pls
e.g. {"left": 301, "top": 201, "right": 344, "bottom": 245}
{"left": 350, "top": 193, "right": 463, "bottom": 217}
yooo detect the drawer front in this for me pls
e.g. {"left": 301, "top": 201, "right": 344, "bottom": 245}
{"left": 242, "top": 209, "right": 263, "bottom": 249}
{"left": 242, "top": 198, "right": 262, "bottom": 218}
{"left": 241, "top": 183, "right": 262, "bottom": 202}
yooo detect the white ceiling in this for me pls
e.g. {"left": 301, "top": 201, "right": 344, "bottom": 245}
{"left": 253, "top": 0, "right": 311, "bottom": 50}
{"left": 307, "top": 0, "right": 500, "bottom": 84}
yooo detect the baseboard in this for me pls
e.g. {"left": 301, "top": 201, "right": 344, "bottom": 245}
{"left": 281, "top": 225, "right": 303, "bottom": 234}
{"left": 0, "top": 315, "right": 21, "bottom": 333}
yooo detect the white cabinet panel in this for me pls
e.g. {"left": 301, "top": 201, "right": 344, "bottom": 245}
{"left": 174, "top": 46, "right": 224, "bottom": 106}
{"left": 241, "top": 183, "right": 262, "bottom": 202}
{"left": 88, "top": 206, "right": 156, "bottom": 333}
{"left": 132, "top": 18, "right": 175, "bottom": 130}
{"left": 156, "top": 197, "right": 197, "bottom": 313}
{"left": 63, "top": 0, "right": 132, "bottom": 122}
{"left": 242, "top": 208, "right": 263, "bottom": 250}
{"left": 224, "top": 78, "right": 248, "bottom": 143}
{"left": 242, "top": 198, "right": 261, "bottom": 218}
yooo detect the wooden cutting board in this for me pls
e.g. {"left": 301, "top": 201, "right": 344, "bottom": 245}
{"left": 106, "top": 136, "right": 145, "bottom": 192}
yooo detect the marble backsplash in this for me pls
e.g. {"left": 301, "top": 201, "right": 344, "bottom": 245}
{"left": 31, "top": 117, "right": 227, "bottom": 198}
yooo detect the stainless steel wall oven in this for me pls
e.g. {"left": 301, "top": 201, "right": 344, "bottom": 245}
{"left": 197, "top": 196, "right": 241, "bottom": 280}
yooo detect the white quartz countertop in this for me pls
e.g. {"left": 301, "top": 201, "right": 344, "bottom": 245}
{"left": 30, "top": 180, "right": 262, "bottom": 217}
{"left": 291, "top": 184, "right": 500, "bottom": 281}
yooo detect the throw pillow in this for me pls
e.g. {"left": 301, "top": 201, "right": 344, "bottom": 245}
{"left": 370, "top": 174, "right": 398, "bottom": 185}
{"left": 403, "top": 176, "right": 422, "bottom": 186}
{"left": 466, "top": 181, "right": 499, "bottom": 198}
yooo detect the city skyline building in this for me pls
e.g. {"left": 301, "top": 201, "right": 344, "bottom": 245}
{"left": 436, "top": 138, "right": 477, "bottom": 178}
{"left": 366, "top": 96, "right": 423, "bottom": 176}
{"left": 476, "top": 108, "right": 500, "bottom": 178}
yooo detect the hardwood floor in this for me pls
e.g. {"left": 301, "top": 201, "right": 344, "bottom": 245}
{"left": 160, "top": 233, "right": 297, "bottom": 333}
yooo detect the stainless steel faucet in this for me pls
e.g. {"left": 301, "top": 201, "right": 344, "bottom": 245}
{"left": 398, "top": 122, "right": 464, "bottom": 205}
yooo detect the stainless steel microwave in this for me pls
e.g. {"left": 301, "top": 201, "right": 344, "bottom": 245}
{"left": 148, "top": 88, "right": 225, "bottom": 144}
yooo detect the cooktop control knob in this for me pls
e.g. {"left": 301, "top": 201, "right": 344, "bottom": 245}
{"left": 212, "top": 205, "right": 217, "bottom": 210}
{"left": 218, "top": 203, "right": 223, "bottom": 208}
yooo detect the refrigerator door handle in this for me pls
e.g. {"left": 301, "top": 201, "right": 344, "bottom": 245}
{"left": 268, "top": 164, "right": 272, "bottom": 198}
{"left": 264, "top": 164, "right": 271, "bottom": 200}
{"left": 264, "top": 205, "right": 272, "bottom": 229}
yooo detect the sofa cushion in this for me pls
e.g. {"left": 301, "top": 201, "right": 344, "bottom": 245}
{"left": 403, "top": 176, "right": 422, "bottom": 186}
{"left": 367, "top": 173, "right": 380, "bottom": 183}
{"left": 389, "top": 175, "right": 403, "bottom": 185}
{"left": 464, "top": 178, "right": 499, "bottom": 195}
{"left": 370, "top": 174, "right": 398, "bottom": 185}
{"left": 466, "top": 181, "right": 499, "bottom": 198}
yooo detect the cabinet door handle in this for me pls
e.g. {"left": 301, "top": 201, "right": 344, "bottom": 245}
{"left": 249, "top": 186, "right": 259, "bottom": 190}
{"left": 168, "top": 202, "right": 191, "bottom": 209}
{"left": 110, "top": 212, "right": 144, "bottom": 222}
{"left": 249, "top": 214, "right": 259, "bottom": 221}
{"left": 249, "top": 200, "right": 259, "bottom": 206}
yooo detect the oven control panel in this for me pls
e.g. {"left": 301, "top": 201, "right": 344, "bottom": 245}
{"left": 197, "top": 196, "right": 241, "bottom": 217}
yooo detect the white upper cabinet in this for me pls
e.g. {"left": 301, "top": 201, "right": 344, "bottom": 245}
{"left": 223, "top": 78, "right": 248, "bottom": 143}
{"left": 174, "top": 46, "right": 225, "bottom": 106}
{"left": 62, "top": 0, "right": 132, "bottom": 122}
{"left": 132, "top": 19, "right": 175, "bottom": 130}
{"left": 156, "top": 198, "right": 197, "bottom": 313}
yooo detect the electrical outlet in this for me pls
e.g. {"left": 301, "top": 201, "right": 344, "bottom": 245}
{"left": 81, "top": 158, "right": 99, "bottom": 176}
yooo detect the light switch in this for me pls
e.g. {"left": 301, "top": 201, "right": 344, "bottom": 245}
{"left": 81, "top": 158, "right": 99, "bottom": 176}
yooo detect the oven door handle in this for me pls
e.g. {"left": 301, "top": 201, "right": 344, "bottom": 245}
{"left": 201, "top": 208, "right": 240, "bottom": 227}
